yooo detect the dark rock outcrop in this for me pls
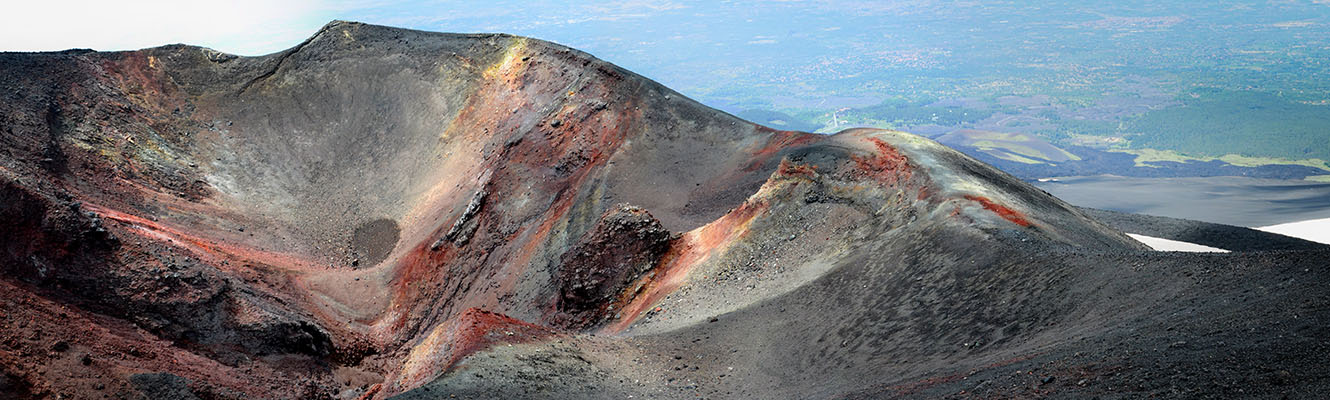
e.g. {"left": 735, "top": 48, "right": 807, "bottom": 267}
{"left": 554, "top": 204, "right": 673, "bottom": 329}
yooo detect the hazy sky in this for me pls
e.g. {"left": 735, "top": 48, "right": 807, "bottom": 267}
{"left": 0, "top": 0, "right": 696, "bottom": 55}
{"left": 1, "top": 0, "right": 351, "bottom": 55}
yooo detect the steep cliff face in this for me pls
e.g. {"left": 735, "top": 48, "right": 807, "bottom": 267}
{"left": 1, "top": 21, "right": 1326, "bottom": 399}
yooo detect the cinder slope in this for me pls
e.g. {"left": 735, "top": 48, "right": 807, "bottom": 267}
{"left": 1, "top": 21, "right": 1326, "bottom": 399}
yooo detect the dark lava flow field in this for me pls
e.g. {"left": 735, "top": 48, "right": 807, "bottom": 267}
{"left": 1, "top": 21, "right": 1327, "bottom": 399}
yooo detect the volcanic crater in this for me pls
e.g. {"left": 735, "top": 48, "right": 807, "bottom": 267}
{"left": 1, "top": 21, "right": 1328, "bottom": 399}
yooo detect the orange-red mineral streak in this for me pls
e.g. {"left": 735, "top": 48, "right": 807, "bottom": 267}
{"left": 851, "top": 137, "right": 912, "bottom": 185}
{"left": 776, "top": 158, "right": 819, "bottom": 180}
{"left": 83, "top": 203, "right": 323, "bottom": 272}
{"left": 603, "top": 198, "right": 771, "bottom": 333}
{"left": 963, "top": 194, "right": 1032, "bottom": 227}
{"left": 379, "top": 308, "right": 554, "bottom": 398}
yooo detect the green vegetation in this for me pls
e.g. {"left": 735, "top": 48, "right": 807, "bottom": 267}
{"left": 1112, "top": 148, "right": 1330, "bottom": 172}
{"left": 1126, "top": 89, "right": 1330, "bottom": 161}
{"left": 1041, "top": 119, "right": 1123, "bottom": 140}
{"left": 842, "top": 98, "right": 994, "bottom": 127}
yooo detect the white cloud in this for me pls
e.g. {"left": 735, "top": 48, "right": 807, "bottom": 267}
{"left": 0, "top": 0, "right": 337, "bottom": 55}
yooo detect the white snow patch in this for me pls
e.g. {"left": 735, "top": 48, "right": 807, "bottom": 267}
{"left": 1256, "top": 217, "right": 1330, "bottom": 245}
{"left": 1126, "top": 233, "right": 1229, "bottom": 253}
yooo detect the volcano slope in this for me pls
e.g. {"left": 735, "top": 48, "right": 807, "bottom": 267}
{"left": 1, "top": 21, "right": 1327, "bottom": 399}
